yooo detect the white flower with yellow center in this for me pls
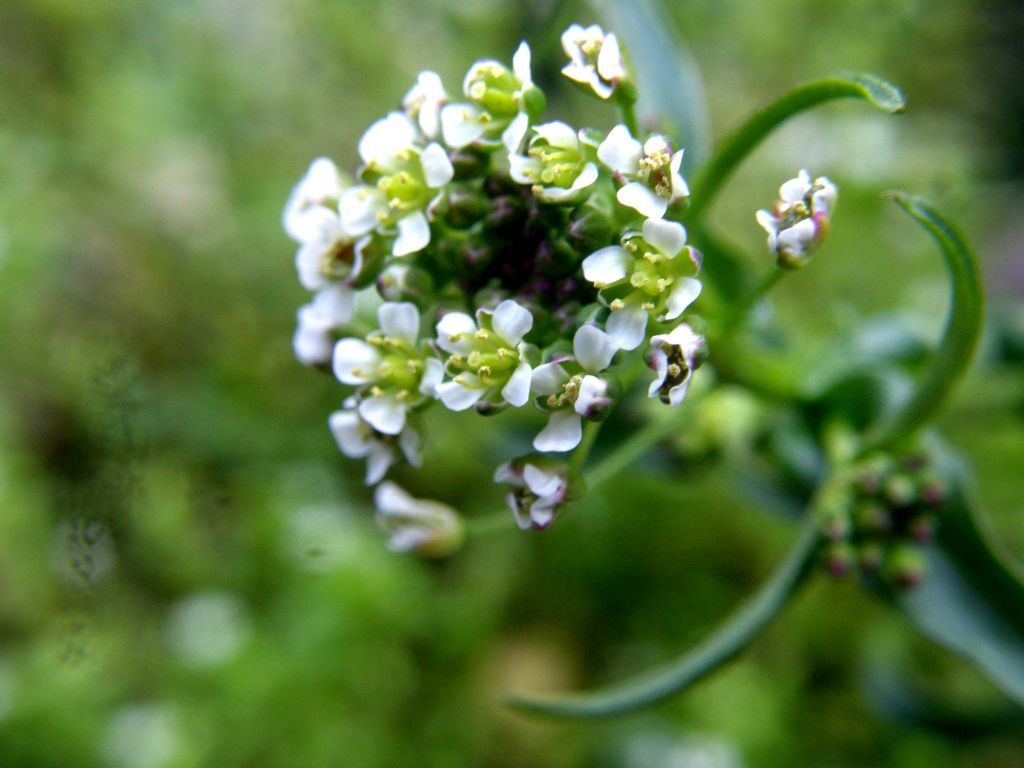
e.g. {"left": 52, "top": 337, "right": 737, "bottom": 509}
{"left": 374, "top": 482, "right": 463, "bottom": 557}
{"left": 560, "top": 24, "right": 628, "bottom": 100}
{"left": 648, "top": 322, "right": 707, "bottom": 407}
{"left": 582, "top": 219, "right": 702, "bottom": 350}
{"left": 403, "top": 71, "right": 447, "bottom": 140}
{"left": 328, "top": 404, "right": 421, "bottom": 485}
{"left": 597, "top": 125, "right": 688, "bottom": 219}
{"left": 282, "top": 157, "right": 347, "bottom": 244}
{"left": 340, "top": 112, "right": 454, "bottom": 257}
{"left": 756, "top": 169, "right": 837, "bottom": 269}
{"left": 510, "top": 121, "right": 600, "bottom": 204}
{"left": 434, "top": 299, "right": 536, "bottom": 411}
{"left": 333, "top": 302, "right": 443, "bottom": 435}
{"left": 493, "top": 459, "right": 571, "bottom": 530}
{"left": 530, "top": 325, "right": 619, "bottom": 452}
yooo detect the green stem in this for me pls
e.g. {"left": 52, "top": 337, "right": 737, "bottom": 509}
{"left": 859, "top": 194, "right": 984, "bottom": 454}
{"left": 584, "top": 404, "right": 689, "bottom": 491}
{"left": 619, "top": 99, "right": 640, "bottom": 137}
{"left": 465, "top": 508, "right": 516, "bottom": 539}
{"left": 728, "top": 268, "right": 785, "bottom": 327}
{"left": 570, "top": 420, "right": 603, "bottom": 475}
{"left": 506, "top": 515, "right": 822, "bottom": 717}
{"left": 687, "top": 74, "right": 905, "bottom": 222}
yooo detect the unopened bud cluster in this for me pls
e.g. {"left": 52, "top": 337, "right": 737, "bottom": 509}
{"left": 283, "top": 25, "right": 707, "bottom": 552}
{"left": 817, "top": 451, "right": 947, "bottom": 588}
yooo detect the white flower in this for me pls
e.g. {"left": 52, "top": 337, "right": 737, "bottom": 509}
{"left": 374, "top": 482, "right": 463, "bottom": 556}
{"left": 531, "top": 324, "right": 619, "bottom": 452}
{"left": 434, "top": 299, "right": 535, "bottom": 411}
{"left": 648, "top": 322, "right": 706, "bottom": 407}
{"left": 560, "top": 24, "right": 628, "bottom": 100}
{"left": 494, "top": 460, "right": 570, "bottom": 530}
{"left": 332, "top": 302, "right": 444, "bottom": 435}
{"left": 329, "top": 405, "right": 421, "bottom": 485}
{"left": 441, "top": 42, "right": 538, "bottom": 153}
{"left": 756, "top": 169, "right": 837, "bottom": 269}
{"left": 339, "top": 112, "right": 454, "bottom": 257}
{"left": 597, "top": 125, "right": 688, "bottom": 219}
{"left": 582, "top": 218, "right": 702, "bottom": 350}
{"left": 293, "top": 284, "right": 356, "bottom": 366}
{"left": 510, "top": 121, "right": 600, "bottom": 204}
{"left": 283, "top": 157, "right": 347, "bottom": 243}
{"left": 403, "top": 71, "right": 447, "bottom": 140}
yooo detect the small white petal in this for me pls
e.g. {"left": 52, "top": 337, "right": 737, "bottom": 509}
{"left": 573, "top": 324, "right": 618, "bottom": 373}
{"left": 531, "top": 362, "right": 570, "bottom": 396}
{"left": 491, "top": 300, "right": 533, "bottom": 345}
{"left": 666, "top": 377, "right": 692, "bottom": 407}
{"left": 419, "top": 143, "right": 454, "bottom": 188}
{"left": 312, "top": 284, "right": 355, "bottom": 326}
{"left": 617, "top": 182, "right": 668, "bottom": 219}
{"left": 283, "top": 159, "right": 345, "bottom": 242}
{"left": 648, "top": 349, "right": 669, "bottom": 399}
{"left": 661, "top": 277, "right": 702, "bottom": 321}
{"left": 419, "top": 358, "right": 444, "bottom": 397}
{"left": 340, "top": 186, "right": 387, "bottom": 236}
{"left": 365, "top": 444, "right": 395, "bottom": 485}
{"left": 669, "top": 150, "right": 689, "bottom": 201}
{"left": 560, "top": 24, "right": 587, "bottom": 62}
{"left": 394, "top": 211, "right": 431, "bottom": 257}
{"left": 293, "top": 310, "right": 333, "bottom": 365}
{"left": 399, "top": 425, "right": 421, "bottom": 467}
{"left": 493, "top": 461, "right": 518, "bottom": 485}
{"left": 778, "top": 217, "right": 817, "bottom": 256}
{"left": 582, "top": 246, "right": 630, "bottom": 286}
{"left": 606, "top": 304, "right": 648, "bottom": 351}
{"left": 440, "top": 104, "right": 486, "bottom": 148}
{"left": 502, "top": 112, "right": 530, "bottom": 153}
{"left": 512, "top": 41, "right": 532, "bottom": 86}
{"left": 333, "top": 339, "right": 381, "bottom": 384}
{"left": 596, "top": 32, "right": 626, "bottom": 81}
{"left": 509, "top": 154, "right": 543, "bottom": 185}
{"left": 567, "top": 162, "right": 599, "bottom": 195}
{"left": 374, "top": 481, "right": 418, "bottom": 516}
{"left": 574, "top": 374, "right": 609, "bottom": 416}
{"left": 642, "top": 218, "right": 687, "bottom": 257}
{"left": 328, "top": 410, "right": 371, "bottom": 458}
{"left": 435, "top": 380, "right": 486, "bottom": 411}
{"left": 501, "top": 361, "right": 533, "bottom": 407}
{"left": 358, "top": 112, "right": 417, "bottom": 167}
{"left": 597, "top": 125, "right": 643, "bottom": 173}
{"left": 378, "top": 301, "right": 420, "bottom": 345}
{"left": 523, "top": 464, "right": 563, "bottom": 498}
{"left": 532, "top": 121, "right": 579, "bottom": 150}
{"left": 755, "top": 209, "right": 779, "bottom": 236}
{"left": 435, "top": 312, "right": 478, "bottom": 354}
{"left": 779, "top": 170, "right": 811, "bottom": 204}
{"left": 508, "top": 491, "right": 532, "bottom": 530}
{"left": 533, "top": 410, "right": 583, "bottom": 452}
{"left": 358, "top": 395, "right": 407, "bottom": 435}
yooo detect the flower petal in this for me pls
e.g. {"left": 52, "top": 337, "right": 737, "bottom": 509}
{"left": 533, "top": 410, "right": 583, "bottom": 452}
{"left": 501, "top": 360, "right": 533, "bottom": 407}
{"left": 523, "top": 464, "right": 563, "bottom": 498}
{"left": 358, "top": 112, "right": 417, "bottom": 167}
{"left": 531, "top": 362, "right": 570, "bottom": 396}
{"left": 582, "top": 246, "right": 630, "bottom": 287}
{"left": 435, "top": 379, "right": 486, "bottom": 411}
{"left": 660, "top": 277, "right": 703, "bottom": 320}
{"left": 440, "top": 103, "right": 486, "bottom": 148}
{"left": 606, "top": 304, "right": 648, "bottom": 350}
{"left": 378, "top": 301, "right": 420, "bottom": 345}
{"left": 419, "top": 357, "right": 444, "bottom": 397}
{"left": 573, "top": 324, "right": 618, "bottom": 372}
{"left": 340, "top": 186, "right": 387, "bottom": 236}
{"left": 420, "top": 143, "right": 454, "bottom": 188}
{"left": 575, "top": 374, "right": 609, "bottom": 416}
{"left": 502, "top": 112, "right": 530, "bottom": 153}
{"left": 597, "top": 125, "right": 642, "bottom": 173}
{"left": 333, "top": 338, "right": 380, "bottom": 384}
{"left": 642, "top": 218, "right": 687, "bottom": 257}
{"left": 365, "top": 444, "right": 395, "bottom": 485}
{"left": 435, "top": 312, "right": 478, "bottom": 354}
{"left": 328, "top": 409, "right": 371, "bottom": 458}
{"left": 492, "top": 299, "right": 533, "bottom": 345}
{"left": 312, "top": 284, "right": 355, "bottom": 325}
{"left": 596, "top": 32, "right": 626, "bottom": 81}
{"left": 393, "top": 211, "right": 431, "bottom": 257}
{"left": 293, "top": 308, "right": 333, "bottom": 365}
{"left": 532, "top": 121, "right": 579, "bottom": 150}
{"left": 358, "top": 394, "right": 407, "bottom": 435}
{"left": 512, "top": 41, "right": 532, "bottom": 85}
{"left": 509, "top": 154, "right": 542, "bottom": 185}
{"left": 617, "top": 182, "right": 668, "bottom": 219}
{"left": 374, "top": 481, "right": 418, "bottom": 516}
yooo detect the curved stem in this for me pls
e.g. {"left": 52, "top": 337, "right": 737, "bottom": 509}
{"left": 584, "top": 404, "right": 689, "bottom": 491}
{"left": 506, "top": 515, "right": 822, "bottom": 717}
{"left": 570, "top": 420, "right": 603, "bottom": 475}
{"left": 859, "top": 194, "right": 984, "bottom": 454}
{"left": 619, "top": 100, "right": 640, "bottom": 137}
{"left": 687, "top": 74, "right": 905, "bottom": 221}
{"left": 465, "top": 508, "right": 516, "bottom": 539}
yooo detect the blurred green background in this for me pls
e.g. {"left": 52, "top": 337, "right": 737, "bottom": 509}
{"left": 1, "top": 0, "right": 1022, "bottom": 766}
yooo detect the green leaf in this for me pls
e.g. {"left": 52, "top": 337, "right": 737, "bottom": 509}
{"left": 687, "top": 73, "right": 906, "bottom": 220}
{"left": 860, "top": 195, "right": 984, "bottom": 453}
{"left": 505, "top": 518, "right": 820, "bottom": 718}
{"left": 592, "top": 0, "right": 711, "bottom": 167}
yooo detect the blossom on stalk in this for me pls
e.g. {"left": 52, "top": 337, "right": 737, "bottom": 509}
{"left": 531, "top": 325, "right": 619, "bottom": 452}
{"left": 333, "top": 302, "right": 443, "bottom": 435}
{"left": 293, "top": 285, "right": 357, "bottom": 366}
{"left": 340, "top": 112, "right": 454, "bottom": 257}
{"left": 582, "top": 218, "right": 702, "bottom": 350}
{"left": 329, "top": 403, "right": 421, "bottom": 485}
{"left": 560, "top": 23, "right": 629, "bottom": 101}
{"left": 374, "top": 482, "right": 464, "bottom": 556}
{"left": 434, "top": 299, "right": 536, "bottom": 411}
{"left": 648, "top": 322, "right": 707, "bottom": 406}
{"left": 756, "top": 169, "right": 837, "bottom": 269}
{"left": 493, "top": 458, "right": 572, "bottom": 530}
{"left": 597, "top": 125, "right": 688, "bottom": 219}
{"left": 403, "top": 71, "right": 447, "bottom": 140}
{"left": 510, "top": 121, "right": 600, "bottom": 203}
{"left": 282, "top": 157, "right": 347, "bottom": 243}
{"left": 440, "top": 42, "right": 543, "bottom": 153}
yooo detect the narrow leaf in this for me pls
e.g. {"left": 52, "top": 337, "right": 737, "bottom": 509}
{"left": 506, "top": 518, "right": 820, "bottom": 717}
{"left": 688, "top": 74, "right": 906, "bottom": 219}
{"left": 860, "top": 195, "right": 984, "bottom": 453}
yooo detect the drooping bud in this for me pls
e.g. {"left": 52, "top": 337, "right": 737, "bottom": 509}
{"left": 493, "top": 456, "right": 582, "bottom": 530}
{"left": 374, "top": 482, "right": 464, "bottom": 557}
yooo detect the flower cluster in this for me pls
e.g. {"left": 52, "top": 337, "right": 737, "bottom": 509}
{"left": 756, "top": 169, "right": 837, "bottom": 269}
{"left": 283, "top": 25, "right": 711, "bottom": 551}
{"left": 817, "top": 451, "right": 947, "bottom": 588}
